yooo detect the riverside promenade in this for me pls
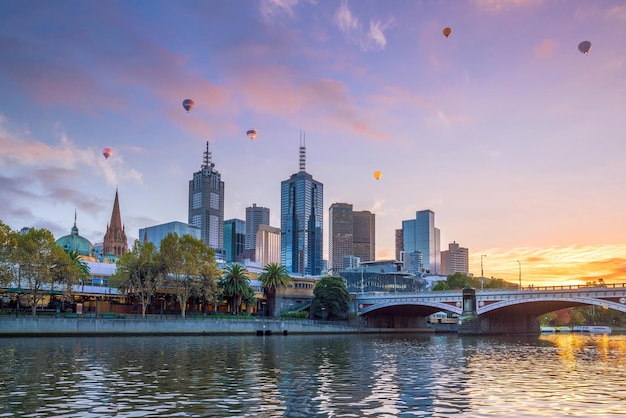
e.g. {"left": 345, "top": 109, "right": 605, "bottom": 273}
{"left": 0, "top": 316, "right": 419, "bottom": 337}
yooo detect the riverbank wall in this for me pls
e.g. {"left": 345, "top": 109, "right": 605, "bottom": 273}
{"left": 0, "top": 316, "right": 435, "bottom": 337}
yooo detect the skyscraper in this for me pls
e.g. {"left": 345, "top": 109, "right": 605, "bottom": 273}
{"left": 245, "top": 204, "right": 270, "bottom": 251}
{"left": 280, "top": 135, "right": 323, "bottom": 275}
{"left": 103, "top": 188, "right": 128, "bottom": 259}
{"left": 329, "top": 203, "right": 353, "bottom": 275}
{"left": 328, "top": 204, "right": 376, "bottom": 275}
{"left": 440, "top": 241, "right": 469, "bottom": 275}
{"left": 188, "top": 142, "right": 224, "bottom": 253}
{"left": 223, "top": 218, "right": 246, "bottom": 263}
{"left": 353, "top": 210, "right": 375, "bottom": 263}
{"left": 401, "top": 209, "right": 440, "bottom": 274}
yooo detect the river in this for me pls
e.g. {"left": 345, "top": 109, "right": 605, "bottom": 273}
{"left": 1, "top": 333, "right": 625, "bottom": 417}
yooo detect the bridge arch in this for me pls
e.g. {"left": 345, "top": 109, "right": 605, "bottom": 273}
{"left": 360, "top": 301, "right": 462, "bottom": 316}
{"left": 478, "top": 296, "right": 626, "bottom": 317}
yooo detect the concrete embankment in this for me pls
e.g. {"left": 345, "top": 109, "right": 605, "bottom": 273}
{"left": 0, "top": 316, "right": 368, "bottom": 337}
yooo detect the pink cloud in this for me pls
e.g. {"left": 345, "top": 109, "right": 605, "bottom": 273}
{"left": 534, "top": 39, "right": 558, "bottom": 59}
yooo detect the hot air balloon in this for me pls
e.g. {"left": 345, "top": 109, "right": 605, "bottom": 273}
{"left": 246, "top": 129, "right": 258, "bottom": 140}
{"left": 443, "top": 27, "right": 452, "bottom": 38}
{"left": 102, "top": 147, "right": 113, "bottom": 160}
{"left": 182, "top": 99, "right": 195, "bottom": 112}
{"left": 373, "top": 170, "right": 382, "bottom": 180}
{"left": 578, "top": 41, "right": 592, "bottom": 55}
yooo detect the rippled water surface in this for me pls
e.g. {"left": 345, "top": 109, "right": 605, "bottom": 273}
{"left": 1, "top": 333, "right": 625, "bottom": 417}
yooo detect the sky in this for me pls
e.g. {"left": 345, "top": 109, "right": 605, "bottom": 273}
{"left": 1, "top": 0, "right": 625, "bottom": 287}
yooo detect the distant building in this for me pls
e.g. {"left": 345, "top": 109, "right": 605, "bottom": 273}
{"left": 138, "top": 222, "right": 201, "bottom": 250}
{"left": 256, "top": 224, "right": 280, "bottom": 266}
{"left": 395, "top": 229, "right": 403, "bottom": 261}
{"left": 223, "top": 218, "right": 246, "bottom": 263}
{"left": 245, "top": 204, "right": 270, "bottom": 251}
{"left": 328, "top": 203, "right": 353, "bottom": 275}
{"left": 188, "top": 141, "right": 224, "bottom": 253}
{"left": 56, "top": 212, "right": 95, "bottom": 258}
{"left": 103, "top": 189, "right": 128, "bottom": 259}
{"left": 440, "top": 241, "right": 469, "bottom": 275}
{"left": 328, "top": 203, "right": 375, "bottom": 275}
{"left": 353, "top": 210, "right": 375, "bottom": 263}
{"left": 280, "top": 136, "right": 323, "bottom": 275}
{"left": 401, "top": 209, "right": 440, "bottom": 274}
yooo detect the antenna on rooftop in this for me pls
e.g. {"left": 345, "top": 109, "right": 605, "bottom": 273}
{"left": 299, "top": 130, "right": 306, "bottom": 172}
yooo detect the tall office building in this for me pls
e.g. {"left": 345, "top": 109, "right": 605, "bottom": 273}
{"left": 280, "top": 136, "right": 323, "bottom": 275}
{"left": 353, "top": 210, "right": 375, "bottom": 263}
{"left": 224, "top": 219, "right": 246, "bottom": 263}
{"left": 245, "top": 204, "right": 270, "bottom": 251}
{"left": 328, "top": 204, "right": 376, "bottom": 275}
{"left": 401, "top": 209, "right": 440, "bottom": 274}
{"left": 329, "top": 203, "right": 353, "bottom": 275}
{"left": 188, "top": 142, "right": 224, "bottom": 253}
{"left": 103, "top": 189, "right": 128, "bottom": 259}
{"left": 440, "top": 241, "right": 469, "bottom": 275}
{"left": 256, "top": 224, "right": 281, "bottom": 266}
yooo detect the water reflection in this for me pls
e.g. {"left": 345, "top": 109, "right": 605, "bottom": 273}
{"left": 0, "top": 334, "right": 625, "bottom": 417}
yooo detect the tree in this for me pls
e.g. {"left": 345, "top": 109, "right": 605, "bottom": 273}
{"left": 11, "top": 227, "right": 71, "bottom": 314}
{"left": 259, "top": 263, "right": 291, "bottom": 317}
{"left": 0, "top": 220, "right": 18, "bottom": 286}
{"left": 219, "top": 263, "right": 251, "bottom": 315}
{"left": 160, "top": 233, "right": 212, "bottom": 317}
{"left": 311, "top": 276, "right": 350, "bottom": 320}
{"left": 197, "top": 248, "right": 221, "bottom": 314}
{"left": 64, "top": 250, "right": 90, "bottom": 297}
{"left": 111, "top": 240, "right": 162, "bottom": 317}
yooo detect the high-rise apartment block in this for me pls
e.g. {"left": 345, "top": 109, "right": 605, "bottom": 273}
{"left": 256, "top": 224, "right": 281, "bottom": 266}
{"left": 440, "top": 241, "right": 469, "bottom": 275}
{"left": 401, "top": 209, "right": 440, "bottom": 274}
{"left": 280, "top": 137, "right": 323, "bottom": 275}
{"left": 245, "top": 204, "right": 270, "bottom": 251}
{"left": 328, "top": 203, "right": 375, "bottom": 275}
{"left": 188, "top": 142, "right": 224, "bottom": 253}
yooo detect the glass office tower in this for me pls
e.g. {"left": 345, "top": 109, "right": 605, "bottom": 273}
{"left": 280, "top": 139, "right": 323, "bottom": 275}
{"left": 402, "top": 209, "right": 440, "bottom": 274}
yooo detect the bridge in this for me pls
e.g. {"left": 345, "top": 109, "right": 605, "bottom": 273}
{"left": 354, "top": 283, "right": 626, "bottom": 334}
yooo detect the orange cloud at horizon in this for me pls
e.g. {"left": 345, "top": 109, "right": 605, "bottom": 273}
{"left": 470, "top": 244, "right": 626, "bottom": 287}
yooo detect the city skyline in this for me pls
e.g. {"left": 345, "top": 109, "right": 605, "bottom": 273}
{"left": 1, "top": 1, "right": 625, "bottom": 286}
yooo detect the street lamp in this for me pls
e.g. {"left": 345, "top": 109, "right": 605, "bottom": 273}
{"left": 481, "top": 254, "right": 487, "bottom": 290}
{"left": 517, "top": 260, "right": 522, "bottom": 290}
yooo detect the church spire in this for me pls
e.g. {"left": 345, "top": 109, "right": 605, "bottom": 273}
{"left": 103, "top": 188, "right": 128, "bottom": 258}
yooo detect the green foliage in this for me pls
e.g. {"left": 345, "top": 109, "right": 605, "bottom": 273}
{"left": 259, "top": 263, "right": 291, "bottom": 317}
{"left": 111, "top": 240, "right": 162, "bottom": 317}
{"left": 311, "top": 276, "right": 350, "bottom": 320}
{"left": 219, "top": 263, "right": 252, "bottom": 315}
{"left": 9, "top": 227, "right": 71, "bottom": 314}
{"left": 160, "top": 233, "right": 216, "bottom": 318}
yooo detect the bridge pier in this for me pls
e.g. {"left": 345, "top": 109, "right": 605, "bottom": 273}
{"left": 459, "top": 314, "right": 540, "bottom": 335}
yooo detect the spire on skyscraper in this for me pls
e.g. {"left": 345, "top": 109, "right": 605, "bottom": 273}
{"left": 202, "top": 141, "right": 213, "bottom": 169}
{"left": 299, "top": 130, "right": 306, "bottom": 172}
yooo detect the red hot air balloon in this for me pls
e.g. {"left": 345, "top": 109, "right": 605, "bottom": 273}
{"left": 182, "top": 99, "right": 195, "bottom": 112}
{"left": 443, "top": 27, "right": 452, "bottom": 38}
{"left": 102, "top": 147, "right": 113, "bottom": 160}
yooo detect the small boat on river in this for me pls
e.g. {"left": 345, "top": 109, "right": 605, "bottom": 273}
{"left": 571, "top": 325, "right": 612, "bottom": 334}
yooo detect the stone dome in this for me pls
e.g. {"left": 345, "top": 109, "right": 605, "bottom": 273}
{"left": 56, "top": 222, "right": 95, "bottom": 257}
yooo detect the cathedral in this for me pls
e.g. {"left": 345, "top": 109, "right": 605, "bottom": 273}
{"left": 102, "top": 188, "right": 128, "bottom": 259}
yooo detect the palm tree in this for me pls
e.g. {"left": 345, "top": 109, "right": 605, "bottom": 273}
{"left": 219, "top": 264, "right": 250, "bottom": 315}
{"left": 68, "top": 250, "right": 90, "bottom": 292}
{"left": 259, "top": 263, "right": 291, "bottom": 317}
